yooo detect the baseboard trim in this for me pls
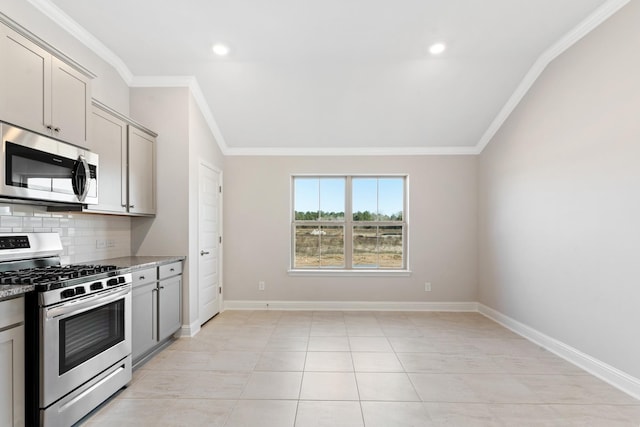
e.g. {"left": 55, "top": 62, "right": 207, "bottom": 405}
{"left": 478, "top": 303, "right": 640, "bottom": 401}
{"left": 178, "top": 319, "right": 201, "bottom": 338}
{"left": 223, "top": 300, "right": 478, "bottom": 312}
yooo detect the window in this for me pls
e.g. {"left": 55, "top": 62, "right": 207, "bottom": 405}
{"left": 292, "top": 175, "right": 407, "bottom": 271}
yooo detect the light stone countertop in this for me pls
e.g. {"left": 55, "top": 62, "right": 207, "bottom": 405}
{"left": 0, "top": 256, "right": 185, "bottom": 299}
{"left": 87, "top": 256, "right": 186, "bottom": 272}
{"left": 0, "top": 284, "right": 34, "bottom": 300}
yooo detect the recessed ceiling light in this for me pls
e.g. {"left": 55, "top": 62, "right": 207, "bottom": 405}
{"left": 429, "top": 43, "right": 446, "bottom": 55}
{"left": 212, "top": 43, "right": 229, "bottom": 56}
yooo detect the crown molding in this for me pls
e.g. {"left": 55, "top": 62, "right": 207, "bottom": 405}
{"left": 475, "top": 0, "right": 630, "bottom": 154}
{"left": 26, "top": 0, "right": 133, "bottom": 84}
{"left": 129, "top": 76, "right": 229, "bottom": 154}
{"left": 224, "top": 145, "right": 480, "bottom": 157}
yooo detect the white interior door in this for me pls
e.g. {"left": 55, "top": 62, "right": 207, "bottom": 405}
{"left": 198, "top": 162, "right": 221, "bottom": 325}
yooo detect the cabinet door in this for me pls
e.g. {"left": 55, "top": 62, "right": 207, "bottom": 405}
{"left": 86, "top": 107, "right": 128, "bottom": 213}
{"left": 131, "top": 281, "right": 157, "bottom": 363}
{"left": 128, "top": 127, "right": 156, "bottom": 215}
{"left": 158, "top": 276, "right": 182, "bottom": 342}
{"left": 51, "top": 57, "right": 91, "bottom": 146}
{"left": 0, "top": 24, "right": 51, "bottom": 135}
{"left": 0, "top": 325, "right": 25, "bottom": 427}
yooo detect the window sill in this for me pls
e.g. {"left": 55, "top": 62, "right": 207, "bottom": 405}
{"left": 288, "top": 269, "right": 412, "bottom": 277}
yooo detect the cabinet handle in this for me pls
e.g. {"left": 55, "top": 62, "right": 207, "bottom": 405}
{"left": 54, "top": 127, "right": 60, "bottom": 132}
{"left": 139, "top": 275, "right": 145, "bottom": 280}
{"left": 46, "top": 124, "right": 53, "bottom": 130}
{"left": 159, "top": 286, "right": 165, "bottom": 290}
{"left": 121, "top": 204, "right": 127, "bottom": 208}
{"left": 200, "top": 250, "right": 210, "bottom": 256}
{"left": 129, "top": 205, "right": 135, "bottom": 209}
{"left": 170, "top": 268, "right": 175, "bottom": 272}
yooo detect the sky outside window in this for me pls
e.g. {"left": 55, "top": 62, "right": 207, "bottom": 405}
{"left": 294, "top": 178, "right": 345, "bottom": 217}
{"left": 295, "top": 177, "right": 403, "bottom": 219}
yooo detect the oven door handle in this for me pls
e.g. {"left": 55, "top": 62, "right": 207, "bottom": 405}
{"left": 46, "top": 287, "right": 130, "bottom": 319}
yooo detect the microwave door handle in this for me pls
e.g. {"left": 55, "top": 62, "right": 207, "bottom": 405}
{"left": 45, "top": 287, "right": 130, "bottom": 319}
{"left": 74, "top": 155, "right": 91, "bottom": 202}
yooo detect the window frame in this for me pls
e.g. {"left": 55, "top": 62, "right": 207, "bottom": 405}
{"left": 290, "top": 174, "right": 410, "bottom": 275}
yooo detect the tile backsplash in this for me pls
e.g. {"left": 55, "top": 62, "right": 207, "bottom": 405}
{"left": 0, "top": 203, "right": 131, "bottom": 264}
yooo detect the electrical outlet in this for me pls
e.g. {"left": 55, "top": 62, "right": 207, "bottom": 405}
{"left": 96, "top": 239, "right": 106, "bottom": 249}
{"left": 258, "top": 281, "right": 266, "bottom": 291}
{"left": 424, "top": 282, "right": 432, "bottom": 292}
{"left": 107, "top": 239, "right": 115, "bottom": 248}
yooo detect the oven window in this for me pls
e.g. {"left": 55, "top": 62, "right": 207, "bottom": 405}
{"left": 59, "top": 300, "right": 125, "bottom": 375}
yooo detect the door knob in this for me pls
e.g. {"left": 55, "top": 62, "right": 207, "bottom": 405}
{"left": 200, "top": 250, "right": 210, "bottom": 256}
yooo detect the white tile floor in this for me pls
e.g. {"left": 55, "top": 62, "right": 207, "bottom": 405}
{"left": 85, "top": 311, "right": 640, "bottom": 426}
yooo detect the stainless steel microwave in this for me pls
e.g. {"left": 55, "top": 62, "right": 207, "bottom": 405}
{"left": 0, "top": 122, "right": 98, "bottom": 205}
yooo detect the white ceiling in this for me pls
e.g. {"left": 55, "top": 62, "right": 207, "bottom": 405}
{"left": 35, "top": 0, "right": 625, "bottom": 154}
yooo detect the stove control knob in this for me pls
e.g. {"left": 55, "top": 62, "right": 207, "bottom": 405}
{"left": 61, "top": 289, "right": 76, "bottom": 299}
{"left": 75, "top": 286, "right": 86, "bottom": 295}
{"left": 107, "top": 278, "right": 118, "bottom": 287}
{"left": 90, "top": 282, "right": 103, "bottom": 291}
{"left": 118, "top": 276, "right": 126, "bottom": 284}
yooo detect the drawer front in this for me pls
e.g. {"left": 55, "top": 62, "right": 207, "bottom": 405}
{"left": 132, "top": 267, "right": 157, "bottom": 287}
{"left": 159, "top": 262, "right": 182, "bottom": 280}
{"left": 0, "top": 296, "right": 24, "bottom": 329}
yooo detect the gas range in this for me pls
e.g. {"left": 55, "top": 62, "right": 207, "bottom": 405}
{"left": 0, "top": 264, "right": 119, "bottom": 287}
{"left": 0, "top": 232, "right": 130, "bottom": 306}
{"left": 1, "top": 232, "right": 134, "bottom": 426}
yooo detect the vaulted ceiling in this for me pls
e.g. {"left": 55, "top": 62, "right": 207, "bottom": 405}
{"left": 36, "top": 0, "right": 625, "bottom": 154}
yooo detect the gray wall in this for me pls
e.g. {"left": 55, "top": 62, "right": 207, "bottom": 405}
{"left": 224, "top": 155, "right": 477, "bottom": 303}
{"left": 130, "top": 87, "right": 191, "bottom": 324}
{"left": 130, "top": 87, "right": 224, "bottom": 332}
{"left": 478, "top": 1, "right": 640, "bottom": 379}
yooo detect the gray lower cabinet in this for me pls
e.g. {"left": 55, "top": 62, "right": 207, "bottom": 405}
{"left": 158, "top": 275, "right": 182, "bottom": 342}
{"left": 131, "top": 280, "right": 157, "bottom": 362}
{"left": 131, "top": 262, "right": 182, "bottom": 366}
{"left": 0, "top": 297, "right": 25, "bottom": 427}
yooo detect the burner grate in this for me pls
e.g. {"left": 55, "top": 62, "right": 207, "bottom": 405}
{"left": 0, "top": 264, "right": 119, "bottom": 286}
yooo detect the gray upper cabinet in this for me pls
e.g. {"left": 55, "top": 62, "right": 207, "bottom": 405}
{"left": 87, "top": 103, "right": 156, "bottom": 216}
{"left": 0, "top": 23, "right": 91, "bottom": 147}
{"left": 128, "top": 127, "right": 156, "bottom": 215}
{"left": 50, "top": 57, "right": 91, "bottom": 146}
{"left": 86, "top": 105, "right": 128, "bottom": 214}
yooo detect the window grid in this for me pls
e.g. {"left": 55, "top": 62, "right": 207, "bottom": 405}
{"left": 292, "top": 175, "right": 407, "bottom": 271}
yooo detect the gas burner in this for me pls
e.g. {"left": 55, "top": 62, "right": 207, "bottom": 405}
{"left": 0, "top": 264, "right": 120, "bottom": 289}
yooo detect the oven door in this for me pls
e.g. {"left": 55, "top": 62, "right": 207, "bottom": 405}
{"left": 40, "top": 286, "right": 131, "bottom": 408}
